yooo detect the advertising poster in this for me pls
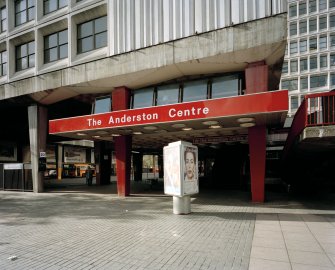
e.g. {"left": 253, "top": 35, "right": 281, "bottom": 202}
{"left": 182, "top": 145, "right": 198, "bottom": 195}
{"left": 64, "top": 146, "right": 86, "bottom": 163}
{"left": 163, "top": 144, "right": 181, "bottom": 196}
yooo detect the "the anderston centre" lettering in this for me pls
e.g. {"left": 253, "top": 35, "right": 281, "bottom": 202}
{"left": 108, "top": 112, "right": 159, "bottom": 124}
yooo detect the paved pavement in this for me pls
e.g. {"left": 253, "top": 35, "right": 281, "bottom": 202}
{"left": 1, "top": 180, "right": 335, "bottom": 269}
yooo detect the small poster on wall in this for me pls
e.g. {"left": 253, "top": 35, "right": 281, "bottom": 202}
{"left": 163, "top": 144, "right": 182, "bottom": 196}
{"left": 64, "top": 146, "right": 86, "bottom": 163}
{"left": 0, "top": 142, "right": 17, "bottom": 162}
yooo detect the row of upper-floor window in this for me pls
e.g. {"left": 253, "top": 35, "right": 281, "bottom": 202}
{"left": 289, "top": 0, "right": 335, "bottom": 18}
{"left": 92, "top": 74, "right": 244, "bottom": 114}
{"left": 0, "top": 15, "right": 107, "bottom": 75}
{"left": 286, "top": 34, "right": 335, "bottom": 55}
{"left": 289, "top": 13, "right": 335, "bottom": 36}
{"left": 283, "top": 53, "right": 335, "bottom": 74}
{"left": 281, "top": 73, "right": 335, "bottom": 91}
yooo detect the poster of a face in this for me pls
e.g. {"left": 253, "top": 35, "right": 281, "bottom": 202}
{"left": 182, "top": 145, "right": 198, "bottom": 195}
{"left": 163, "top": 145, "right": 181, "bottom": 196}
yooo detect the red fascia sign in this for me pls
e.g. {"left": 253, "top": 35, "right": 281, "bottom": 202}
{"left": 49, "top": 90, "right": 288, "bottom": 134}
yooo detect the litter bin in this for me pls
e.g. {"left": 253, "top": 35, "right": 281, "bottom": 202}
{"left": 86, "top": 167, "right": 93, "bottom": 186}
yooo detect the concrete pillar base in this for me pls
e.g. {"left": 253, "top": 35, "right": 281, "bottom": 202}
{"left": 173, "top": 196, "right": 191, "bottom": 215}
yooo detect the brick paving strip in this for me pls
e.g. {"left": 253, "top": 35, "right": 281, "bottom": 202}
{"left": 1, "top": 188, "right": 335, "bottom": 270}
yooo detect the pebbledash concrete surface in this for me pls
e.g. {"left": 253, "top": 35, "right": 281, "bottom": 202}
{"left": 1, "top": 180, "right": 335, "bottom": 270}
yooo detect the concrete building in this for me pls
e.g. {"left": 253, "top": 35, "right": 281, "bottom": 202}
{"left": 282, "top": 0, "right": 335, "bottom": 117}
{"left": 0, "top": 0, "right": 288, "bottom": 202}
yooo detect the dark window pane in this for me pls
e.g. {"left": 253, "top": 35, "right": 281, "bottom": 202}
{"left": 16, "top": 1, "right": 27, "bottom": 12}
{"left": 156, "top": 84, "right": 179, "bottom": 105}
{"left": 45, "top": 33, "right": 57, "bottom": 49}
{"left": 47, "top": 48, "right": 58, "bottom": 62}
{"left": 29, "top": 55, "right": 35, "bottom": 67}
{"left": 18, "top": 45, "right": 27, "bottom": 58}
{"left": 95, "top": 32, "right": 107, "bottom": 48}
{"left": 78, "top": 21, "right": 93, "bottom": 38}
{"left": 28, "top": 7, "right": 34, "bottom": 21}
{"left": 59, "top": 44, "right": 68, "bottom": 59}
{"left": 212, "top": 75, "right": 239, "bottom": 98}
{"left": 183, "top": 80, "right": 207, "bottom": 102}
{"left": 59, "top": 0, "right": 68, "bottom": 8}
{"left": 94, "top": 97, "right": 110, "bottom": 113}
{"left": 21, "top": 57, "right": 28, "bottom": 70}
{"left": 28, "top": 0, "right": 34, "bottom": 8}
{"left": 59, "top": 30, "right": 68, "bottom": 45}
{"left": 16, "top": 12, "right": 25, "bottom": 25}
{"left": 133, "top": 88, "right": 153, "bottom": 108}
{"left": 28, "top": 41, "right": 35, "bottom": 54}
{"left": 78, "top": 36, "right": 94, "bottom": 53}
{"left": 2, "top": 63, "right": 6, "bottom": 75}
{"left": 95, "top": 16, "right": 107, "bottom": 33}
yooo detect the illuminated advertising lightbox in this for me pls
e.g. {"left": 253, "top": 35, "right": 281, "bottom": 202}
{"left": 163, "top": 141, "right": 198, "bottom": 197}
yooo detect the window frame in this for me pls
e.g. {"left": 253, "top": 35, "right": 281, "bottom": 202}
{"left": 43, "top": 0, "right": 68, "bottom": 15}
{"left": 15, "top": 0, "right": 35, "bottom": 26}
{"left": 44, "top": 29, "right": 68, "bottom": 63}
{"left": 77, "top": 16, "right": 107, "bottom": 54}
{"left": 0, "top": 50, "right": 7, "bottom": 76}
{"left": 15, "top": 40, "right": 35, "bottom": 72}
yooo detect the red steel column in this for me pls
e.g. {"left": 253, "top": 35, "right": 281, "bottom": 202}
{"left": 112, "top": 87, "right": 132, "bottom": 196}
{"left": 248, "top": 125, "right": 266, "bottom": 202}
{"left": 245, "top": 61, "right": 268, "bottom": 202}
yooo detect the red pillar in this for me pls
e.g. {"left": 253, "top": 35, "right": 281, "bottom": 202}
{"left": 248, "top": 125, "right": 266, "bottom": 202}
{"left": 245, "top": 61, "right": 268, "bottom": 202}
{"left": 112, "top": 87, "right": 132, "bottom": 196}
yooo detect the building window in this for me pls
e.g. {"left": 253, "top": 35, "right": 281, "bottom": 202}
{"left": 319, "top": 0, "right": 327, "bottom": 11}
{"left": 310, "top": 74, "right": 327, "bottom": 88}
{"left": 331, "top": 53, "right": 335, "bottom": 67}
{"left": 77, "top": 16, "right": 107, "bottom": 54}
{"left": 289, "top": 3, "right": 297, "bottom": 17}
{"left": 309, "top": 17, "right": 317, "bottom": 32}
{"left": 211, "top": 75, "right": 240, "bottom": 98}
{"left": 309, "top": 37, "right": 317, "bottom": 51}
{"left": 44, "top": 0, "right": 67, "bottom": 15}
{"left": 319, "top": 35, "right": 327, "bottom": 50}
{"left": 132, "top": 88, "right": 154, "bottom": 108}
{"left": 300, "top": 77, "right": 308, "bottom": 90}
{"left": 290, "top": 59, "right": 298, "bottom": 73}
{"left": 291, "top": 96, "right": 299, "bottom": 110}
{"left": 299, "top": 2, "right": 307, "bottom": 15}
{"left": 0, "top": 7, "right": 6, "bottom": 33}
{"left": 300, "top": 39, "right": 307, "bottom": 53}
{"left": 330, "top": 34, "right": 335, "bottom": 48}
{"left": 156, "top": 84, "right": 179, "bottom": 106}
{"left": 15, "top": 0, "right": 35, "bottom": 26}
{"left": 290, "top": 22, "right": 297, "bottom": 36}
{"left": 309, "top": 56, "right": 318, "bottom": 70}
{"left": 282, "top": 79, "right": 298, "bottom": 91}
{"left": 93, "top": 96, "right": 110, "bottom": 113}
{"left": 319, "top": 16, "right": 327, "bottom": 31}
{"left": 282, "top": 61, "right": 288, "bottom": 74}
{"left": 0, "top": 51, "right": 6, "bottom": 76}
{"left": 16, "top": 41, "right": 35, "bottom": 71}
{"left": 309, "top": 0, "right": 317, "bottom": 13}
{"left": 300, "top": 58, "right": 308, "bottom": 72}
{"left": 44, "top": 29, "right": 68, "bottom": 63}
{"left": 290, "top": 41, "right": 298, "bottom": 54}
{"left": 330, "top": 14, "right": 335, "bottom": 28}
{"left": 299, "top": 20, "right": 307, "bottom": 34}
{"left": 183, "top": 80, "right": 208, "bottom": 102}
{"left": 320, "top": 55, "right": 327, "bottom": 69}
{"left": 331, "top": 0, "right": 335, "bottom": 9}
{"left": 331, "top": 73, "right": 335, "bottom": 86}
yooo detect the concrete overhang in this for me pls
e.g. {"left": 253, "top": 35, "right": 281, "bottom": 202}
{"left": 49, "top": 90, "right": 288, "bottom": 149}
{"left": 0, "top": 14, "right": 287, "bottom": 105}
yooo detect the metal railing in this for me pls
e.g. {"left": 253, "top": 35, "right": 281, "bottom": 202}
{"left": 283, "top": 91, "right": 335, "bottom": 159}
